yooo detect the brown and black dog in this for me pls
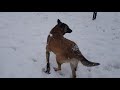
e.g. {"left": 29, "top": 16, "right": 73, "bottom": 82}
{"left": 45, "top": 19, "right": 100, "bottom": 78}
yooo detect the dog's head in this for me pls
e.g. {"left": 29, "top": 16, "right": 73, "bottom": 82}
{"left": 57, "top": 19, "right": 72, "bottom": 35}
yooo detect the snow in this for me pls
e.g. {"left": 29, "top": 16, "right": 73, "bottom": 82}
{"left": 0, "top": 12, "right": 120, "bottom": 78}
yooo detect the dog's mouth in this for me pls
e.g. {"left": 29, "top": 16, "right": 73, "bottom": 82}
{"left": 63, "top": 29, "right": 72, "bottom": 35}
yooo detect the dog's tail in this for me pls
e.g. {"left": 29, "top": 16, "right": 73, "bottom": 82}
{"left": 79, "top": 55, "right": 100, "bottom": 67}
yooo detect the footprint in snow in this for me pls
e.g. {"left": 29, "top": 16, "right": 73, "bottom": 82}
{"left": 11, "top": 47, "right": 17, "bottom": 51}
{"left": 58, "top": 71, "right": 65, "bottom": 77}
{"left": 32, "top": 58, "right": 37, "bottom": 62}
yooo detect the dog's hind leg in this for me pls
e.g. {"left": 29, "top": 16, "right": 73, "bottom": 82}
{"left": 54, "top": 56, "right": 62, "bottom": 71}
{"left": 45, "top": 50, "right": 50, "bottom": 74}
{"left": 54, "top": 61, "right": 61, "bottom": 71}
{"left": 70, "top": 60, "right": 79, "bottom": 78}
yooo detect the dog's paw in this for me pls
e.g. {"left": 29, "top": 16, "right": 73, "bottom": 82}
{"left": 53, "top": 67, "right": 61, "bottom": 71}
{"left": 42, "top": 68, "right": 50, "bottom": 74}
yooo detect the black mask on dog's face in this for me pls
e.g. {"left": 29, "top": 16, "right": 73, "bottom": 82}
{"left": 57, "top": 19, "right": 72, "bottom": 35}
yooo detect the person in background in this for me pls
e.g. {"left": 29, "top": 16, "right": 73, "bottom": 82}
{"left": 92, "top": 12, "right": 97, "bottom": 20}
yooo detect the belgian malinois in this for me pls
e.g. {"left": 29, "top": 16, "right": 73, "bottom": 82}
{"left": 45, "top": 19, "right": 100, "bottom": 78}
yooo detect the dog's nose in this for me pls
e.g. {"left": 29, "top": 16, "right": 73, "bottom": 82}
{"left": 70, "top": 29, "right": 72, "bottom": 33}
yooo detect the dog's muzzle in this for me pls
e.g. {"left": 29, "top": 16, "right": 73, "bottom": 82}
{"left": 68, "top": 29, "right": 72, "bottom": 33}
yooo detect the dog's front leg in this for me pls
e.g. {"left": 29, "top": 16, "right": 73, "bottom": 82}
{"left": 45, "top": 51, "right": 50, "bottom": 74}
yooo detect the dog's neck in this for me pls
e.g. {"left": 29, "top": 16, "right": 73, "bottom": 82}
{"left": 50, "top": 25, "right": 64, "bottom": 39}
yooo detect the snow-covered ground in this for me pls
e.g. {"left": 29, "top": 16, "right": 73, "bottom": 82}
{"left": 0, "top": 12, "right": 120, "bottom": 78}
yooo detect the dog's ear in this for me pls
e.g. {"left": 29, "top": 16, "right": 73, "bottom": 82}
{"left": 57, "top": 19, "right": 62, "bottom": 25}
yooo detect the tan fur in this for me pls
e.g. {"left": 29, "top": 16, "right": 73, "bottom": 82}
{"left": 45, "top": 19, "right": 100, "bottom": 78}
{"left": 47, "top": 26, "right": 80, "bottom": 59}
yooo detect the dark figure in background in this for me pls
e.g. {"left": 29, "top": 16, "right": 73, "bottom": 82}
{"left": 92, "top": 12, "right": 97, "bottom": 20}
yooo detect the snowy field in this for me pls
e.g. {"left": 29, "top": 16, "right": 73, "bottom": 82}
{"left": 0, "top": 12, "right": 120, "bottom": 78}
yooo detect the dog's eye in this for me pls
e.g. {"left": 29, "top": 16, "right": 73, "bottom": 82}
{"left": 60, "top": 24, "right": 65, "bottom": 28}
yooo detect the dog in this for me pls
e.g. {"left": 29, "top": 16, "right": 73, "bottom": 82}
{"left": 45, "top": 19, "right": 100, "bottom": 78}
